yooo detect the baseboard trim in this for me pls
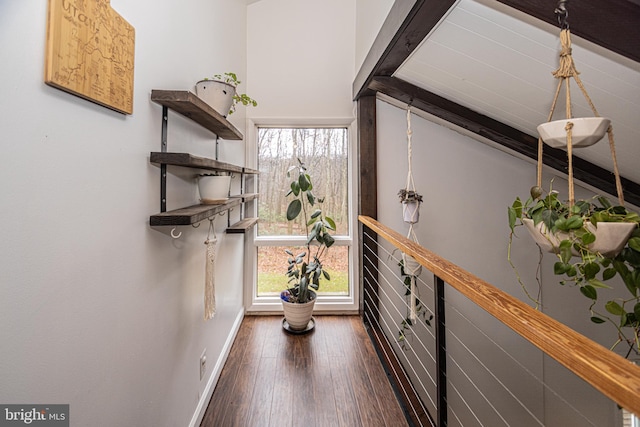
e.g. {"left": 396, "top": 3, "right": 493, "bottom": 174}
{"left": 189, "top": 308, "right": 245, "bottom": 427}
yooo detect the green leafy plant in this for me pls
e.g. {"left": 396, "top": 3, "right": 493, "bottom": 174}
{"left": 281, "top": 159, "right": 336, "bottom": 304}
{"left": 202, "top": 72, "right": 257, "bottom": 115}
{"left": 508, "top": 182, "right": 640, "bottom": 357}
{"left": 397, "top": 259, "right": 433, "bottom": 350}
{"left": 398, "top": 189, "right": 423, "bottom": 203}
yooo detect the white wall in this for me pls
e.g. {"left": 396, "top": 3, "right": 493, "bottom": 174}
{"left": 247, "top": 0, "right": 356, "bottom": 120}
{"left": 375, "top": 99, "right": 629, "bottom": 426}
{"left": 0, "top": 1, "right": 249, "bottom": 425}
{"left": 245, "top": 0, "right": 358, "bottom": 312}
{"left": 355, "top": 0, "right": 395, "bottom": 71}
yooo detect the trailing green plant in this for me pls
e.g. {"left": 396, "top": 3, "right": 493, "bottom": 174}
{"left": 202, "top": 72, "right": 257, "bottom": 115}
{"left": 398, "top": 189, "right": 423, "bottom": 203}
{"left": 397, "top": 259, "right": 433, "bottom": 350}
{"left": 508, "top": 181, "right": 640, "bottom": 357}
{"left": 281, "top": 159, "right": 336, "bottom": 304}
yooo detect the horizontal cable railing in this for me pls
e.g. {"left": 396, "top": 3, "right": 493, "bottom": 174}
{"left": 359, "top": 215, "right": 640, "bottom": 426}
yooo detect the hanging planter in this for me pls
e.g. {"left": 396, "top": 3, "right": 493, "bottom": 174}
{"left": 402, "top": 252, "right": 422, "bottom": 276}
{"left": 508, "top": 1, "right": 640, "bottom": 360}
{"left": 399, "top": 190, "right": 423, "bottom": 224}
{"left": 395, "top": 107, "right": 429, "bottom": 349}
{"left": 522, "top": 218, "right": 636, "bottom": 258}
{"left": 537, "top": 117, "right": 611, "bottom": 149}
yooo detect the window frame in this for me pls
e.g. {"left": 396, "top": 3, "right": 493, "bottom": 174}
{"left": 243, "top": 118, "right": 359, "bottom": 314}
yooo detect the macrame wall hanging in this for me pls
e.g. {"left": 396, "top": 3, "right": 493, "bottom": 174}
{"left": 204, "top": 217, "right": 217, "bottom": 320}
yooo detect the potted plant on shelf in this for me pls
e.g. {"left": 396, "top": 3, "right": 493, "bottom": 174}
{"left": 196, "top": 172, "right": 231, "bottom": 205}
{"left": 281, "top": 159, "right": 336, "bottom": 333}
{"left": 195, "top": 72, "right": 257, "bottom": 117}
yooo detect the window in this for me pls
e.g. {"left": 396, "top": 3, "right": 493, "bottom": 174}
{"left": 250, "top": 125, "right": 356, "bottom": 311}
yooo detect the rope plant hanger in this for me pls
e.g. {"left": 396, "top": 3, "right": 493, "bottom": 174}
{"left": 536, "top": 0, "right": 624, "bottom": 208}
{"left": 509, "top": 1, "right": 640, "bottom": 358}
{"left": 400, "top": 106, "right": 422, "bottom": 321}
{"left": 396, "top": 106, "right": 434, "bottom": 349}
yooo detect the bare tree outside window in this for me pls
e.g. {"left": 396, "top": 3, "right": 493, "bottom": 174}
{"left": 256, "top": 127, "right": 349, "bottom": 297}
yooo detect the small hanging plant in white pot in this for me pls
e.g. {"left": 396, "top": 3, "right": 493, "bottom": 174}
{"left": 397, "top": 258, "right": 433, "bottom": 350}
{"left": 195, "top": 72, "right": 257, "bottom": 117}
{"left": 281, "top": 158, "right": 335, "bottom": 333}
{"left": 398, "top": 189, "right": 423, "bottom": 224}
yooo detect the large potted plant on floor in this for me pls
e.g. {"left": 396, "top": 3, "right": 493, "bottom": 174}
{"left": 280, "top": 159, "right": 336, "bottom": 333}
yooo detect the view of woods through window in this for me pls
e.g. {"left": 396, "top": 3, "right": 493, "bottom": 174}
{"left": 257, "top": 127, "right": 349, "bottom": 297}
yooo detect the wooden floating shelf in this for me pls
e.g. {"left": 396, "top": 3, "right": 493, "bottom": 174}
{"left": 150, "top": 152, "right": 260, "bottom": 176}
{"left": 150, "top": 90, "right": 243, "bottom": 140}
{"left": 151, "top": 152, "right": 243, "bottom": 174}
{"left": 243, "top": 167, "right": 260, "bottom": 175}
{"left": 150, "top": 198, "right": 242, "bottom": 226}
{"left": 226, "top": 218, "right": 258, "bottom": 234}
{"left": 240, "top": 193, "right": 259, "bottom": 202}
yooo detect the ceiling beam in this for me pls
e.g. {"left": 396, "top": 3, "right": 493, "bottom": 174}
{"left": 370, "top": 76, "right": 640, "bottom": 207}
{"left": 496, "top": 0, "right": 640, "bottom": 64}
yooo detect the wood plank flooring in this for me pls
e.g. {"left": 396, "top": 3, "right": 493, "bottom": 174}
{"left": 201, "top": 315, "right": 410, "bottom": 427}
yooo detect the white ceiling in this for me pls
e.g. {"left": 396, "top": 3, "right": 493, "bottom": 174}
{"left": 394, "top": 0, "right": 640, "bottom": 185}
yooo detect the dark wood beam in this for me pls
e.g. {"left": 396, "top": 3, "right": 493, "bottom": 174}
{"left": 358, "top": 96, "right": 378, "bottom": 219}
{"left": 497, "top": 0, "right": 640, "bottom": 64}
{"left": 370, "top": 76, "right": 640, "bottom": 207}
{"left": 358, "top": 96, "right": 379, "bottom": 317}
{"left": 353, "top": 0, "right": 457, "bottom": 100}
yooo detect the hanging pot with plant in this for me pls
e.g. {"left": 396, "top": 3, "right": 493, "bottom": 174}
{"left": 399, "top": 189, "right": 423, "bottom": 224}
{"left": 508, "top": 1, "right": 640, "bottom": 360}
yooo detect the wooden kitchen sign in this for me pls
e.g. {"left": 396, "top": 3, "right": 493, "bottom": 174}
{"left": 44, "top": 0, "right": 135, "bottom": 114}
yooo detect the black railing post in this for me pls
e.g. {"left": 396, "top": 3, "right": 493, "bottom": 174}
{"left": 361, "top": 224, "right": 379, "bottom": 326}
{"left": 435, "top": 276, "right": 447, "bottom": 427}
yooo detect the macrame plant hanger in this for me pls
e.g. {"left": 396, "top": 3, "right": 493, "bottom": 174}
{"left": 204, "top": 217, "right": 217, "bottom": 320}
{"left": 402, "top": 106, "right": 422, "bottom": 322}
{"left": 537, "top": 1, "right": 624, "bottom": 208}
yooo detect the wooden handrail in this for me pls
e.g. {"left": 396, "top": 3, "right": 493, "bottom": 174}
{"left": 359, "top": 215, "right": 640, "bottom": 416}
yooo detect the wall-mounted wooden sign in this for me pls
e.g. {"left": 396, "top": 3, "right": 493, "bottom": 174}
{"left": 44, "top": 0, "right": 135, "bottom": 114}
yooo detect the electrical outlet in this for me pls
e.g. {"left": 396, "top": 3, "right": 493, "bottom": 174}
{"left": 200, "top": 349, "right": 207, "bottom": 381}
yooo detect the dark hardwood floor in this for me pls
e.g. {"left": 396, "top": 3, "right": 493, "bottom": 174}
{"left": 201, "top": 315, "right": 409, "bottom": 427}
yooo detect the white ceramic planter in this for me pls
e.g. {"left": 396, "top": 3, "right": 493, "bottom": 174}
{"left": 281, "top": 290, "right": 316, "bottom": 331}
{"left": 402, "top": 200, "right": 421, "bottom": 223}
{"left": 402, "top": 252, "right": 422, "bottom": 276}
{"left": 522, "top": 218, "right": 635, "bottom": 258}
{"left": 197, "top": 175, "right": 231, "bottom": 205}
{"left": 537, "top": 117, "right": 611, "bottom": 149}
{"left": 195, "top": 80, "right": 236, "bottom": 117}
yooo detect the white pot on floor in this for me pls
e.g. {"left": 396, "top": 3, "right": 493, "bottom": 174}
{"left": 281, "top": 290, "right": 316, "bottom": 332}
